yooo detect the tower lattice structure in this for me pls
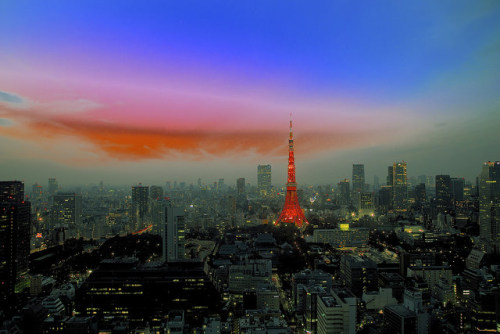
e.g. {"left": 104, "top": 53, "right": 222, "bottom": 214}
{"left": 276, "top": 117, "right": 308, "bottom": 228}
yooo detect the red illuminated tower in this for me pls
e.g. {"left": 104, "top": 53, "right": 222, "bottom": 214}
{"left": 276, "top": 117, "right": 308, "bottom": 228}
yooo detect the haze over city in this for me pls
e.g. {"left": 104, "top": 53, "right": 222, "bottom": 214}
{"left": 1, "top": 1, "right": 499, "bottom": 186}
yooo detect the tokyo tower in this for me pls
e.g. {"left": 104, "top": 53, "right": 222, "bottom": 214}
{"left": 276, "top": 117, "right": 309, "bottom": 228}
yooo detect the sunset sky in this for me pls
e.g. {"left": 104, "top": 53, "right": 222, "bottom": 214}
{"left": 1, "top": 1, "right": 499, "bottom": 187}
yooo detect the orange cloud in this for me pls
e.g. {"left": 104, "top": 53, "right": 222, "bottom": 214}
{"left": 0, "top": 99, "right": 389, "bottom": 163}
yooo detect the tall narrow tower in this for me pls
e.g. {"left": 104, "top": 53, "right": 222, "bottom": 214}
{"left": 276, "top": 117, "right": 308, "bottom": 228}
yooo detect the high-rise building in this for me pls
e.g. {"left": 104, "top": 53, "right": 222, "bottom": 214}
{"left": 257, "top": 165, "right": 272, "bottom": 196}
{"left": 150, "top": 186, "right": 164, "bottom": 235}
{"left": 131, "top": 184, "right": 149, "bottom": 231}
{"left": 0, "top": 181, "right": 25, "bottom": 203}
{"left": 337, "top": 179, "right": 351, "bottom": 206}
{"left": 150, "top": 185, "right": 164, "bottom": 200}
{"left": 52, "top": 193, "right": 82, "bottom": 239}
{"left": 479, "top": 161, "right": 500, "bottom": 254}
{"left": 0, "top": 181, "right": 24, "bottom": 203}
{"left": 451, "top": 177, "right": 465, "bottom": 202}
{"left": 377, "top": 185, "right": 392, "bottom": 212}
{"left": 435, "top": 175, "right": 452, "bottom": 213}
{"left": 358, "top": 192, "right": 374, "bottom": 217}
{"left": 414, "top": 183, "right": 426, "bottom": 208}
{"left": 0, "top": 182, "right": 30, "bottom": 306}
{"left": 236, "top": 178, "right": 246, "bottom": 195}
{"left": 352, "top": 164, "right": 365, "bottom": 193}
{"left": 390, "top": 162, "right": 408, "bottom": 212}
{"left": 48, "top": 178, "right": 58, "bottom": 196}
{"left": 276, "top": 118, "right": 308, "bottom": 228}
{"left": 218, "top": 178, "right": 225, "bottom": 191}
{"left": 340, "top": 254, "right": 378, "bottom": 297}
{"left": 317, "top": 289, "right": 357, "bottom": 334}
{"left": 31, "top": 183, "right": 43, "bottom": 201}
{"left": 373, "top": 175, "right": 380, "bottom": 192}
{"left": 162, "top": 202, "right": 185, "bottom": 263}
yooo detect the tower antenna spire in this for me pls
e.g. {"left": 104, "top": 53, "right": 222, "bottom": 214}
{"left": 276, "top": 115, "right": 308, "bottom": 228}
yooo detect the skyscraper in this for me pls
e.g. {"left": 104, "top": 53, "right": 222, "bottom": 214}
{"left": 218, "top": 178, "right": 225, "bottom": 192}
{"left": 257, "top": 165, "right": 272, "bottom": 196}
{"left": 31, "top": 183, "right": 43, "bottom": 201}
{"left": 0, "top": 181, "right": 25, "bottom": 202}
{"left": 132, "top": 184, "right": 149, "bottom": 231}
{"left": 479, "top": 161, "right": 500, "bottom": 254}
{"left": 150, "top": 185, "right": 164, "bottom": 200}
{"left": 162, "top": 202, "right": 185, "bottom": 263}
{"left": 150, "top": 185, "right": 165, "bottom": 234}
{"left": 48, "top": 178, "right": 58, "bottom": 196}
{"left": 236, "top": 178, "right": 246, "bottom": 195}
{"left": 276, "top": 117, "right": 308, "bottom": 228}
{"left": 337, "top": 179, "right": 351, "bottom": 206}
{"left": 0, "top": 181, "right": 30, "bottom": 306}
{"left": 390, "top": 162, "right": 408, "bottom": 212}
{"left": 451, "top": 177, "right": 465, "bottom": 202}
{"left": 52, "top": 193, "right": 82, "bottom": 239}
{"left": 414, "top": 183, "right": 426, "bottom": 209}
{"left": 435, "top": 175, "right": 452, "bottom": 213}
{"left": 352, "top": 164, "right": 365, "bottom": 193}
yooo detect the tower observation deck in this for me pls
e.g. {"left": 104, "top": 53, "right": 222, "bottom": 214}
{"left": 276, "top": 117, "right": 308, "bottom": 228}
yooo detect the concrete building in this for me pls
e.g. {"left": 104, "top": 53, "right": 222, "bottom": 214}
{"left": 389, "top": 162, "right": 408, "bottom": 212}
{"left": 0, "top": 199, "right": 31, "bottom": 304}
{"left": 479, "top": 161, "right": 500, "bottom": 253}
{"left": 131, "top": 185, "right": 149, "bottom": 231}
{"left": 312, "top": 226, "right": 370, "bottom": 248}
{"left": 352, "top": 164, "right": 365, "bottom": 193}
{"left": 52, "top": 193, "right": 82, "bottom": 238}
{"left": 317, "top": 289, "right": 357, "bottom": 334}
{"left": 384, "top": 304, "right": 417, "bottom": 334}
{"left": 257, "top": 165, "right": 272, "bottom": 197}
{"left": 340, "top": 255, "right": 378, "bottom": 297}
{"left": 162, "top": 202, "right": 185, "bottom": 263}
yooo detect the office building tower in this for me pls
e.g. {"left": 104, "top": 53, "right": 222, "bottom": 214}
{"left": 1, "top": 196, "right": 30, "bottom": 305}
{"left": 358, "top": 192, "right": 375, "bottom": 217}
{"left": 378, "top": 186, "right": 392, "bottom": 212}
{"left": 0, "top": 181, "right": 24, "bottom": 202}
{"left": 387, "top": 166, "right": 393, "bottom": 186}
{"left": 150, "top": 185, "right": 164, "bottom": 200}
{"left": 352, "top": 164, "right": 365, "bottom": 193}
{"left": 340, "top": 254, "right": 378, "bottom": 297}
{"left": 257, "top": 164, "right": 272, "bottom": 196}
{"left": 373, "top": 175, "right": 380, "bottom": 191}
{"left": 162, "top": 202, "right": 185, "bottom": 263}
{"left": 390, "top": 162, "right": 408, "bottom": 212}
{"left": 414, "top": 183, "right": 426, "bottom": 208}
{"left": 131, "top": 184, "right": 149, "bottom": 231}
{"left": 236, "top": 178, "right": 246, "bottom": 195}
{"left": 436, "top": 175, "right": 452, "bottom": 213}
{"left": 338, "top": 179, "right": 351, "bottom": 206}
{"left": 451, "top": 177, "right": 465, "bottom": 202}
{"left": 150, "top": 186, "right": 164, "bottom": 234}
{"left": 384, "top": 305, "right": 417, "bottom": 334}
{"left": 52, "top": 193, "right": 82, "bottom": 239}
{"left": 48, "top": 178, "right": 58, "bottom": 196}
{"left": 317, "top": 289, "right": 357, "bottom": 334}
{"left": 218, "top": 178, "right": 225, "bottom": 191}
{"left": 276, "top": 118, "right": 308, "bottom": 228}
{"left": 31, "top": 183, "right": 43, "bottom": 201}
{"left": 479, "top": 161, "right": 500, "bottom": 253}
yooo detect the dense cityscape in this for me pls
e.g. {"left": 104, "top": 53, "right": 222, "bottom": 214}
{"left": 2, "top": 1, "right": 500, "bottom": 333}
{"left": 2, "top": 147, "right": 500, "bottom": 333}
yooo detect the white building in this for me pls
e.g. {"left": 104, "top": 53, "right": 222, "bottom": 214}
{"left": 317, "top": 289, "right": 357, "bottom": 334}
{"left": 162, "top": 202, "right": 185, "bottom": 263}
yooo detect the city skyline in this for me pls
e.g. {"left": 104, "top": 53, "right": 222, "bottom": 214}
{"left": 1, "top": 1, "right": 499, "bottom": 185}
